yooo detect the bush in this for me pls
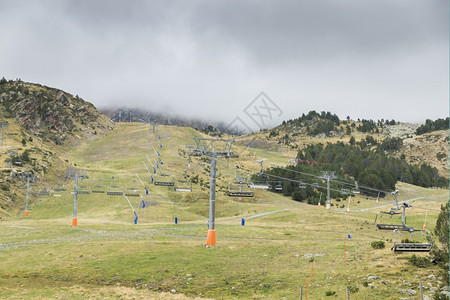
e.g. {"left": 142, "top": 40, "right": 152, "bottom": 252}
{"left": 21, "top": 150, "right": 31, "bottom": 163}
{"left": 378, "top": 137, "right": 403, "bottom": 151}
{"left": 434, "top": 292, "right": 450, "bottom": 300}
{"left": 268, "top": 130, "right": 279, "bottom": 138}
{"left": 0, "top": 183, "right": 10, "bottom": 191}
{"left": 408, "top": 254, "right": 431, "bottom": 268}
{"left": 325, "top": 291, "right": 336, "bottom": 296}
{"left": 371, "top": 241, "right": 385, "bottom": 249}
{"left": 348, "top": 285, "right": 359, "bottom": 293}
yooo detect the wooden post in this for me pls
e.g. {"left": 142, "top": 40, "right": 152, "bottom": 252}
{"left": 310, "top": 260, "right": 314, "bottom": 291}
{"left": 420, "top": 280, "right": 423, "bottom": 300}
{"left": 346, "top": 286, "right": 350, "bottom": 300}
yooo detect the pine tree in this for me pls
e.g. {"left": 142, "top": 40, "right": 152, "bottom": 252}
{"left": 432, "top": 202, "right": 449, "bottom": 285}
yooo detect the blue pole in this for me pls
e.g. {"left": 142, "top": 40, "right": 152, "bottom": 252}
{"left": 241, "top": 218, "right": 245, "bottom": 226}
{"left": 175, "top": 217, "right": 178, "bottom": 224}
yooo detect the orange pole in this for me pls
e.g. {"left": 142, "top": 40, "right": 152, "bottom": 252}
{"left": 304, "top": 278, "right": 308, "bottom": 300}
{"left": 344, "top": 237, "right": 346, "bottom": 264}
{"left": 423, "top": 211, "right": 428, "bottom": 230}
{"left": 310, "top": 260, "right": 314, "bottom": 291}
{"left": 72, "top": 217, "right": 77, "bottom": 227}
{"left": 25, "top": 210, "right": 29, "bottom": 217}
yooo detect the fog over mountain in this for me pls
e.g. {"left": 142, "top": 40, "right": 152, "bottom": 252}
{"left": 0, "top": 0, "right": 448, "bottom": 131}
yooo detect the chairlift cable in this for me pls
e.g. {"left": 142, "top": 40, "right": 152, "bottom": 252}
{"left": 269, "top": 163, "right": 391, "bottom": 196}
{"left": 135, "top": 173, "right": 146, "bottom": 189}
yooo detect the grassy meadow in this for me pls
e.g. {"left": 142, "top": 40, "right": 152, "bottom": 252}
{"left": 0, "top": 123, "right": 447, "bottom": 299}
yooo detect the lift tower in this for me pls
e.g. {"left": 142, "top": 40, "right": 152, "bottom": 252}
{"left": 193, "top": 138, "right": 238, "bottom": 246}
{"left": 1, "top": 122, "right": 8, "bottom": 147}
{"left": 319, "top": 171, "right": 337, "bottom": 209}
{"left": 21, "top": 172, "right": 35, "bottom": 217}
{"left": 66, "top": 167, "right": 88, "bottom": 227}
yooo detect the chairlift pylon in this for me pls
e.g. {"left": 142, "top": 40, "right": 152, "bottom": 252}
{"left": 374, "top": 202, "right": 413, "bottom": 231}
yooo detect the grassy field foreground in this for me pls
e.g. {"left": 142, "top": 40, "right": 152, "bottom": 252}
{"left": 0, "top": 124, "right": 447, "bottom": 299}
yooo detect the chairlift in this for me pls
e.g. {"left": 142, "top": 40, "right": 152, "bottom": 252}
{"left": 39, "top": 188, "right": 51, "bottom": 196}
{"left": 340, "top": 188, "right": 350, "bottom": 195}
{"left": 374, "top": 202, "right": 413, "bottom": 231}
{"left": 228, "top": 181, "right": 254, "bottom": 197}
{"left": 351, "top": 188, "right": 360, "bottom": 195}
{"left": 252, "top": 174, "right": 271, "bottom": 190}
{"left": 248, "top": 182, "right": 271, "bottom": 190}
{"left": 311, "top": 182, "right": 320, "bottom": 188}
{"left": 106, "top": 176, "right": 123, "bottom": 195}
{"left": 92, "top": 180, "right": 105, "bottom": 193}
{"left": 125, "top": 191, "right": 140, "bottom": 197}
{"left": 125, "top": 181, "right": 140, "bottom": 196}
{"left": 174, "top": 180, "right": 192, "bottom": 192}
{"left": 107, "top": 185, "right": 123, "bottom": 196}
{"left": 298, "top": 182, "right": 307, "bottom": 189}
{"left": 54, "top": 184, "right": 66, "bottom": 192}
{"left": 77, "top": 184, "right": 91, "bottom": 194}
{"left": 14, "top": 155, "right": 22, "bottom": 166}
{"left": 154, "top": 180, "right": 175, "bottom": 186}
{"left": 392, "top": 228, "right": 433, "bottom": 252}
{"left": 274, "top": 182, "right": 283, "bottom": 192}
{"left": 154, "top": 173, "right": 175, "bottom": 186}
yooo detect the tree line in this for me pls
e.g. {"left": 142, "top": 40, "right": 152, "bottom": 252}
{"left": 415, "top": 118, "right": 449, "bottom": 135}
{"left": 260, "top": 141, "right": 447, "bottom": 204}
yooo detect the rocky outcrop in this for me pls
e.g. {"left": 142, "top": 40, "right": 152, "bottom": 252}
{"left": 0, "top": 80, "right": 113, "bottom": 144}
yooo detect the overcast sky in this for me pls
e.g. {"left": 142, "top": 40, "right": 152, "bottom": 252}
{"left": 0, "top": 0, "right": 448, "bottom": 129}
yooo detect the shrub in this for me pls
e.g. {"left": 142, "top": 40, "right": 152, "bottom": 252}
{"left": 0, "top": 183, "right": 10, "bottom": 191}
{"left": 348, "top": 285, "right": 359, "bottom": 293}
{"left": 408, "top": 254, "right": 431, "bottom": 268}
{"left": 325, "top": 291, "right": 336, "bottom": 296}
{"left": 433, "top": 292, "right": 450, "bottom": 300}
{"left": 371, "top": 241, "right": 385, "bottom": 249}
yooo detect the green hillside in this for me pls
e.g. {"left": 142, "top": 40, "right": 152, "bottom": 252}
{"left": 0, "top": 121, "right": 447, "bottom": 299}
